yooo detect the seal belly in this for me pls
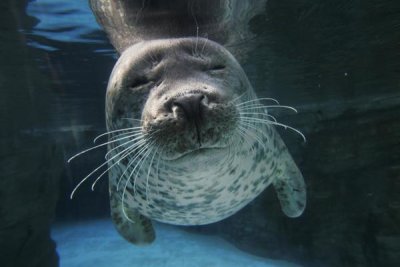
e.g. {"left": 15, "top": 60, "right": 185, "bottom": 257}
{"left": 119, "top": 139, "right": 276, "bottom": 225}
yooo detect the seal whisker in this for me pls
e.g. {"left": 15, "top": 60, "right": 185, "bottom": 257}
{"left": 114, "top": 130, "right": 161, "bottom": 190}
{"left": 90, "top": 140, "right": 148, "bottom": 191}
{"left": 147, "top": 50, "right": 158, "bottom": 65}
{"left": 145, "top": 147, "right": 159, "bottom": 204}
{"left": 236, "top": 125, "right": 256, "bottom": 152}
{"left": 132, "top": 146, "right": 154, "bottom": 196}
{"left": 105, "top": 135, "right": 146, "bottom": 159}
{"left": 238, "top": 104, "right": 298, "bottom": 113}
{"left": 93, "top": 126, "right": 143, "bottom": 143}
{"left": 238, "top": 127, "right": 258, "bottom": 153}
{"left": 190, "top": 0, "right": 200, "bottom": 57}
{"left": 85, "top": 131, "right": 160, "bottom": 195}
{"left": 116, "top": 140, "right": 155, "bottom": 190}
{"left": 90, "top": 137, "right": 152, "bottom": 191}
{"left": 120, "top": 152, "right": 144, "bottom": 223}
{"left": 96, "top": 129, "right": 143, "bottom": 143}
{"left": 108, "top": 130, "right": 144, "bottom": 142}
{"left": 239, "top": 111, "right": 278, "bottom": 123}
{"left": 237, "top": 104, "right": 269, "bottom": 110}
{"left": 134, "top": 0, "right": 146, "bottom": 23}
{"left": 238, "top": 124, "right": 265, "bottom": 151}
{"left": 217, "top": 132, "right": 236, "bottom": 169}
{"left": 107, "top": 138, "right": 147, "bottom": 165}
{"left": 121, "top": 144, "right": 155, "bottom": 222}
{"left": 194, "top": 26, "right": 199, "bottom": 55}
{"left": 222, "top": 139, "right": 233, "bottom": 165}
{"left": 68, "top": 133, "right": 143, "bottom": 163}
{"left": 226, "top": 130, "right": 245, "bottom": 166}
{"left": 240, "top": 116, "right": 306, "bottom": 142}
{"left": 236, "top": 97, "right": 280, "bottom": 106}
{"left": 155, "top": 153, "right": 162, "bottom": 197}
{"left": 115, "top": 153, "right": 138, "bottom": 193}
{"left": 121, "top": 145, "right": 153, "bottom": 223}
{"left": 121, "top": 118, "right": 144, "bottom": 122}
{"left": 231, "top": 91, "right": 249, "bottom": 104}
{"left": 70, "top": 140, "right": 142, "bottom": 199}
{"left": 199, "top": 35, "right": 209, "bottom": 56}
{"left": 239, "top": 119, "right": 268, "bottom": 140}
{"left": 231, "top": 130, "right": 244, "bottom": 152}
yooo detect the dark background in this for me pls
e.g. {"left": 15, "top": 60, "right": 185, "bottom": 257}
{"left": 0, "top": 0, "right": 399, "bottom": 266}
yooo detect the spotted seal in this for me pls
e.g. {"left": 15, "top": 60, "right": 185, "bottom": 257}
{"left": 70, "top": 0, "right": 306, "bottom": 245}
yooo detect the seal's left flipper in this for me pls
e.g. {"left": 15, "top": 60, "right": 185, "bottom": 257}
{"left": 272, "top": 136, "right": 306, "bottom": 217}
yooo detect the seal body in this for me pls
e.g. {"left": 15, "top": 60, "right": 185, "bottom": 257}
{"left": 104, "top": 38, "right": 306, "bottom": 244}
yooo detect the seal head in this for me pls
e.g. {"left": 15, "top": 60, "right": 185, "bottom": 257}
{"left": 107, "top": 38, "right": 247, "bottom": 161}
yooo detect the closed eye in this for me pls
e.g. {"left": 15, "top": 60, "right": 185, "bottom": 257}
{"left": 209, "top": 64, "right": 225, "bottom": 71}
{"left": 130, "top": 77, "right": 151, "bottom": 88}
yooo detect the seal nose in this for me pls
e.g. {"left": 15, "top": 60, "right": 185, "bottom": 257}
{"left": 172, "top": 93, "right": 205, "bottom": 123}
{"left": 172, "top": 93, "right": 205, "bottom": 146}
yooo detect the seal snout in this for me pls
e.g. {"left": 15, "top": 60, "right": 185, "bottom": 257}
{"left": 171, "top": 93, "right": 205, "bottom": 121}
{"left": 171, "top": 93, "right": 207, "bottom": 146}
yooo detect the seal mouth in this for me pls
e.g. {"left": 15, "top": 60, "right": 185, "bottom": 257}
{"left": 163, "top": 146, "right": 227, "bottom": 162}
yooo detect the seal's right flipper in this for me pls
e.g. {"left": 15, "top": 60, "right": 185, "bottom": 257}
{"left": 110, "top": 187, "right": 155, "bottom": 245}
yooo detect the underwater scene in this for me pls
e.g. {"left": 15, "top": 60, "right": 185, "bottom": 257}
{"left": 1, "top": 0, "right": 399, "bottom": 267}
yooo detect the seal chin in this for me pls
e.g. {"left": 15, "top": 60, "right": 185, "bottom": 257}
{"left": 162, "top": 146, "right": 228, "bottom": 164}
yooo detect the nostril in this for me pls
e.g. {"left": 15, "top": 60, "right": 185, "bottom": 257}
{"left": 171, "top": 93, "right": 205, "bottom": 120}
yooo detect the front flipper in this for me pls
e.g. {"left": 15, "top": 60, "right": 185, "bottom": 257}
{"left": 272, "top": 132, "right": 307, "bottom": 217}
{"left": 110, "top": 186, "right": 155, "bottom": 245}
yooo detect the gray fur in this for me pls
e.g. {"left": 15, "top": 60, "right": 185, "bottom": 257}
{"left": 89, "top": 0, "right": 267, "bottom": 61}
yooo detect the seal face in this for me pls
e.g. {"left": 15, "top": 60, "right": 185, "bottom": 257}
{"left": 107, "top": 38, "right": 244, "bottom": 161}
{"left": 99, "top": 37, "right": 307, "bottom": 244}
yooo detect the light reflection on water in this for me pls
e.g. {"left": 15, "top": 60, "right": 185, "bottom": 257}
{"left": 25, "top": 0, "right": 106, "bottom": 51}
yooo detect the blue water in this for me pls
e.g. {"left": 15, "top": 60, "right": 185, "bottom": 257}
{"left": 24, "top": 1, "right": 298, "bottom": 266}
{"left": 26, "top": 0, "right": 101, "bottom": 48}
{"left": 53, "top": 219, "right": 298, "bottom": 267}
